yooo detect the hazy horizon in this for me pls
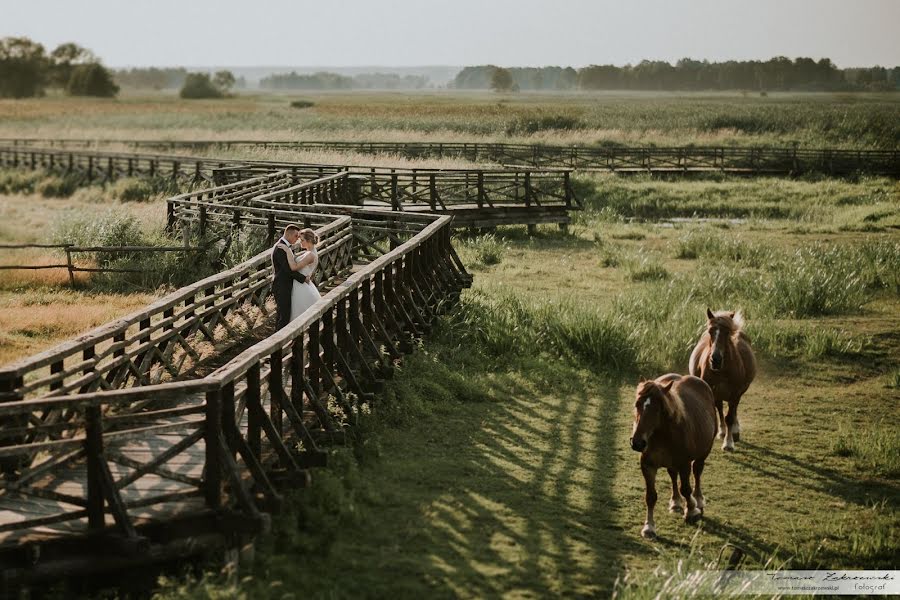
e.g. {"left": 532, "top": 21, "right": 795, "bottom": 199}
{"left": 4, "top": 0, "right": 899, "bottom": 69}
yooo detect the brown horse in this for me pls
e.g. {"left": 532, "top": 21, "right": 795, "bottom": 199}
{"left": 630, "top": 374, "right": 717, "bottom": 539}
{"left": 689, "top": 308, "right": 757, "bottom": 452}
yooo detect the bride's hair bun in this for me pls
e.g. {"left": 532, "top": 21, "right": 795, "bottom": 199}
{"left": 299, "top": 228, "right": 318, "bottom": 245}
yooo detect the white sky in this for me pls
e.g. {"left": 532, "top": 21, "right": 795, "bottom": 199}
{"left": 3, "top": 0, "right": 898, "bottom": 68}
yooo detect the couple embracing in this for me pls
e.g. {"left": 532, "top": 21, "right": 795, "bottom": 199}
{"left": 272, "top": 224, "right": 322, "bottom": 329}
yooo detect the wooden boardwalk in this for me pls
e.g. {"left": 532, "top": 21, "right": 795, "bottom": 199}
{"left": 3, "top": 137, "right": 898, "bottom": 176}
{"left": 0, "top": 197, "right": 472, "bottom": 589}
{"left": 0, "top": 145, "right": 581, "bottom": 229}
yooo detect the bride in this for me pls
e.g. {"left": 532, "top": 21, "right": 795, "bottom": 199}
{"left": 281, "top": 228, "right": 322, "bottom": 320}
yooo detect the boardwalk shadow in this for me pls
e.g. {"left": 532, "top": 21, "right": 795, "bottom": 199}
{"left": 405, "top": 361, "right": 642, "bottom": 597}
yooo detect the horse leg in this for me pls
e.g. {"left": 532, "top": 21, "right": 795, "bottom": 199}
{"left": 641, "top": 462, "right": 658, "bottom": 539}
{"left": 716, "top": 399, "right": 726, "bottom": 439}
{"left": 679, "top": 465, "right": 702, "bottom": 524}
{"left": 731, "top": 399, "right": 741, "bottom": 442}
{"left": 722, "top": 398, "right": 737, "bottom": 452}
{"left": 667, "top": 468, "right": 682, "bottom": 513}
{"left": 692, "top": 459, "right": 706, "bottom": 513}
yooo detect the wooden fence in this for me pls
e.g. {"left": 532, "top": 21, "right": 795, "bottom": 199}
{"left": 0, "top": 209, "right": 470, "bottom": 585}
{"left": 0, "top": 244, "right": 209, "bottom": 287}
{"left": 3, "top": 138, "right": 897, "bottom": 176}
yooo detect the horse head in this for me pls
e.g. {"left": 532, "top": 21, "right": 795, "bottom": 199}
{"left": 705, "top": 308, "right": 739, "bottom": 371}
{"left": 630, "top": 378, "right": 674, "bottom": 452}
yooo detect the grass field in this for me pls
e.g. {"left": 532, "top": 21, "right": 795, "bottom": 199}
{"left": 0, "top": 90, "right": 898, "bottom": 149}
{"left": 0, "top": 93, "right": 896, "bottom": 599}
{"left": 151, "top": 173, "right": 897, "bottom": 598}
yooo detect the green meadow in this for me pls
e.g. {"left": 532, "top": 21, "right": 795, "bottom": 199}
{"left": 0, "top": 92, "right": 896, "bottom": 598}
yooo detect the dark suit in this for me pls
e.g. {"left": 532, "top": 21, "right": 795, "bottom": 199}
{"left": 272, "top": 238, "right": 306, "bottom": 329}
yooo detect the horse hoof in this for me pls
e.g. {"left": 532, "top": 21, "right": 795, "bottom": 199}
{"left": 641, "top": 526, "right": 657, "bottom": 540}
{"left": 669, "top": 503, "right": 683, "bottom": 514}
{"left": 732, "top": 432, "right": 741, "bottom": 442}
{"left": 685, "top": 510, "right": 703, "bottom": 525}
{"left": 722, "top": 443, "right": 734, "bottom": 452}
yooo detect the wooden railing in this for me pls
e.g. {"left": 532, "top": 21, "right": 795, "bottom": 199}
{"left": 0, "top": 217, "right": 353, "bottom": 402}
{"left": 168, "top": 173, "right": 356, "bottom": 237}
{"left": 208, "top": 164, "right": 580, "bottom": 212}
{"left": 0, "top": 145, "right": 345, "bottom": 185}
{"left": 3, "top": 138, "right": 897, "bottom": 176}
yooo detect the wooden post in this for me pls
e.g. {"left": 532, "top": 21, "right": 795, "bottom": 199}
{"left": 391, "top": 173, "right": 400, "bottom": 211}
{"left": 166, "top": 201, "right": 176, "bottom": 233}
{"left": 204, "top": 388, "right": 223, "bottom": 509}
{"left": 199, "top": 205, "right": 208, "bottom": 238}
{"left": 85, "top": 404, "right": 105, "bottom": 530}
{"left": 524, "top": 172, "right": 532, "bottom": 207}
{"left": 266, "top": 214, "right": 276, "bottom": 246}
{"left": 429, "top": 174, "right": 437, "bottom": 211}
{"left": 66, "top": 247, "right": 76, "bottom": 288}
{"left": 269, "top": 349, "right": 284, "bottom": 438}
{"left": 307, "top": 320, "right": 321, "bottom": 402}
{"left": 290, "top": 337, "right": 305, "bottom": 421}
{"left": 477, "top": 172, "right": 485, "bottom": 209}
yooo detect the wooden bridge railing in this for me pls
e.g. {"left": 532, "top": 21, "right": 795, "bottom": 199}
{"left": 0, "top": 217, "right": 353, "bottom": 403}
{"left": 209, "top": 164, "right": 581, "bottom": 212}
{"left": 0, "top": 145, "right": 345, "bottom": 186}
{"left": 0, "top": 211, "right": 471, "bottom": 571}
{"left": 3, "top": 138, "right": 897, "bottom": 176}
{"left": 167, "top": 173, "right": 355, "bottom": 237}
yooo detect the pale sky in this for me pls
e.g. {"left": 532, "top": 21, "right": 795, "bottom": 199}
{"left": 3, "top": 0, "right": 898, "bottom": 68}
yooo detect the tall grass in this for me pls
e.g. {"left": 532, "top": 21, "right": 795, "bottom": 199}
{"left": 444, "top": 291, "right": 640, "bottom": 373}
{"left": 831, "top": 420, "right": 900, "bottom": 478}
{"left": 52, "top": 211, "right": 217, "bottom": 291}
{"left": 578, "top": 175, "right": 898, "bottom": 225}
{"left": 673, "top": 230, "right": 771, "bottom": 266}
{"left": 453, "top": 235, "right": 894, "bottom": 373}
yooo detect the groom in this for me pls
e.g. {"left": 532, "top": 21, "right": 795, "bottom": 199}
{"left": 272, "top": 224, "right": 307, "bottom": 330}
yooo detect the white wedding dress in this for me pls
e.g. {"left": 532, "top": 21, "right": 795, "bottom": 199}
{"left": 289, "top": 249, "right": 321, "bottom": 321}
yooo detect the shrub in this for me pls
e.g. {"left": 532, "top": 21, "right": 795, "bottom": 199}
{"left": 290, "top": 100, "right": 315, "bottom": 109}
{"left": 107, "top": 177, "right": 161, "bottom": 202}
{"left": 0, "top": 169, "right": 45, "bottom": 194}
{"left": 464, "top": 233, "right": 506, "bottom": 266}
{"left": 54, "top": 210, "right": 146, "bottom": 248}
{"left": 66, "top": 63, "right": 118, "bottom": 97}
{"left": 36, "top": 174, "right": 83, "bottom": 198}
{"left": 179, "top": 73, "right": 223, "bottom": 99}
{"left": 506, "top": 115, "right": 583, "bottom": 135}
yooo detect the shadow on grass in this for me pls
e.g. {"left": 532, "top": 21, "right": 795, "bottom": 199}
{"left": 378, "top": 358, "right": 644, "bottom": 597}
{"left": 731, "top": 441, "right": 899, "bottom": 510}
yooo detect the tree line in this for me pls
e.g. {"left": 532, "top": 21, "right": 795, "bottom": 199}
{"left": 456, "top": 58, "right": 900, "bottom": 92}
{"left": 260, "top": 71, "right": 429, "bottom": 90}
{"left": 0, "top": 37, "right": 118, "bottom": 97}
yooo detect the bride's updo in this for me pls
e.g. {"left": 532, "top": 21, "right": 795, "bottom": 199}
{"left": 299, "top": 228, "right": 318, "bottom": 246}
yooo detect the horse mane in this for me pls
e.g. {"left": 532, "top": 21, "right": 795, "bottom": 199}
{"left": 638, "top": 380, "right": 686, "bottom": 423}
{"left": 713, "top": 310, "right": 745, "bottom": 340}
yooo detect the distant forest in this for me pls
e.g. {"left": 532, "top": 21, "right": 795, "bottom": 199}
{"left": 454, "top": 58, "right": 900, "bottom": 92}
{"left": 259, "top": 71, "right": 429, "bottom": 90}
